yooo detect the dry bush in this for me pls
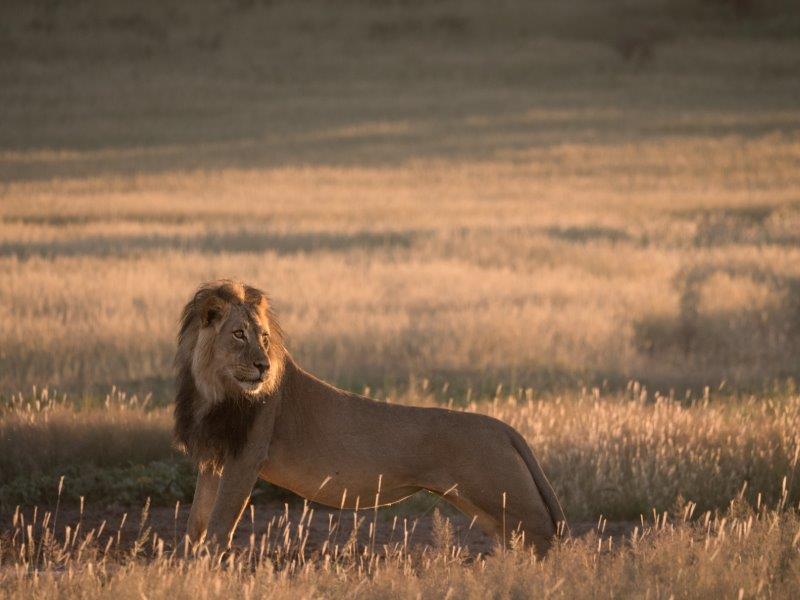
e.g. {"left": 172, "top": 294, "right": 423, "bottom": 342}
{"left": 0, "top": 388, "right": 172, "bottom": 480}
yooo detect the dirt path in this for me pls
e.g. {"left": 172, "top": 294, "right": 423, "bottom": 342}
{"left": 5, "top": 503, "right": 635, "bottom": 557}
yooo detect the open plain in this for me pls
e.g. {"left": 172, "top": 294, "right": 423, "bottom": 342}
{"left": 1, "top": 0, "right": 800, "bottom": 597}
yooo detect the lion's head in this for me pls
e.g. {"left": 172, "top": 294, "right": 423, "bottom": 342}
{"left": 177, "top": 280, "right": 285, "bottom": 400}
{"left": 173, "top": 279, "right": 285, "bottom": 466}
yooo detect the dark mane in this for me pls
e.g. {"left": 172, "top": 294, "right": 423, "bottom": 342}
{"left": 174, "top": 363, "right": 263, "bottom": 469}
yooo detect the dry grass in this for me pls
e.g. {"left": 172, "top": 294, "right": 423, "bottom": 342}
{"left": 0, "top": 389, "right": 171, "bottom": 480}
{"left": 1, "top": 2, "right": 799, "bottom": 397}
{"left": 1, "top": 482, "right": 799, "bottom": 599}
{"left": 2, "top": 0, "right": 800, "bottom": 595}
{"left": 1, "top": 388, "right": 799, "bottom": 597}
{"left": 4, "top": 147, "right": 800, "bottom": 396}
{"left": 1, "top": 1, "right": 799, "bottom": 397}
{"left": 3, "top": 386, "right": 798, "bottom": 522}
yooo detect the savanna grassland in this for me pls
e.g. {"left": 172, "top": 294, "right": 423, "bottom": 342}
{"left": 1, "top": 0, "right": 800, "bottom": 597}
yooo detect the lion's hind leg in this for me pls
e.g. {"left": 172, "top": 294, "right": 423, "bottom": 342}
{"left": 426, "top": 446, "right": 557, "bottom": 555}
{"left": 452, "top": 483, "right": 555, "bottom": 555}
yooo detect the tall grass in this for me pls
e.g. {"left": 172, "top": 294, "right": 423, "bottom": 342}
{"left": 3, "top": 386, "right": 798, "bottom": 521}
{"left": 2, "top": 149, "right": 800, "bottom": 396}
{"left": 2, "top": 1, "right": 800, "bottom": 397}
{"left": 1, "top": 489, "right": 798, "bottom": 599}
{"left": 2, "top": 0, "right": 800, "bottom": 594}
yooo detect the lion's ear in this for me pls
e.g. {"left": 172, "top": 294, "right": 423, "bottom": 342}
{"left": 199, "top": 295, "right": 229, "bottom": 328}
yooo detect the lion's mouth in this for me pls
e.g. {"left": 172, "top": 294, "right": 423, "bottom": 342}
{"left": 235, "top": 375, "right": 265, "bottom": 392}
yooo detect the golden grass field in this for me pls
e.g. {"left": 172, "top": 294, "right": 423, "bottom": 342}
{"left": 1, "top": 388, "right": 799, "bottom": 597}
{"left": 1, "top": 0, "right": 800, "bottom": 596}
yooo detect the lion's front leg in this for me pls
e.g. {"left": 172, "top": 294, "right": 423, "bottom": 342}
{"left": 204, "top": 455, "right": 262, "bottom": 548}
{"left": 186, "top": 468, "right": 221, "bottom": 544}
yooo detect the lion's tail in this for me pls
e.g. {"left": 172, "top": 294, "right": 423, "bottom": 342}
{"left": 507, "top": 428, "right": 569, "bottom": 536}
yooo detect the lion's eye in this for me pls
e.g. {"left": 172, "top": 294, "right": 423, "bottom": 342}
{"left": 233, "top": 330, "right": 246, "bottom": 340}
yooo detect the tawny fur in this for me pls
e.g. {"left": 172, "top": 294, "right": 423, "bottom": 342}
{"left": 175, "top": 279, "right": 567, "bottom": 555}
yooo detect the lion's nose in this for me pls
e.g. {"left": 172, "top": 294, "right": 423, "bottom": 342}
{"left": 254, "top": 360, "right": 269, "bottom": 376}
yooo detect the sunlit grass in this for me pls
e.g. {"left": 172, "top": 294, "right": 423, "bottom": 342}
{"left": 1, "top": 2, "right": 799, "bottom": 398}
{"left": 2, "top": 387, "right": 799, "bottom": 597}
{"left": 2, "top": 484, "right": 798, "bottom": 599}
{"left": 2, "top": 144, "right": 800, "bottom": 396}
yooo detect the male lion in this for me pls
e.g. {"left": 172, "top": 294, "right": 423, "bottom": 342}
{"left": 175, "top": 280, "right": 566, "bottom": 555}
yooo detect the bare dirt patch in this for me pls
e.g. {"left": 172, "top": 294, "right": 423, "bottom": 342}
{"left": 4, "top": 503, "right": 634, "bottom": 558}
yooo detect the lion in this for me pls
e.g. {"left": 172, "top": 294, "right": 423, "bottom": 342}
{"left": 174, "top": 279, "right": 567, "bottom": 555}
